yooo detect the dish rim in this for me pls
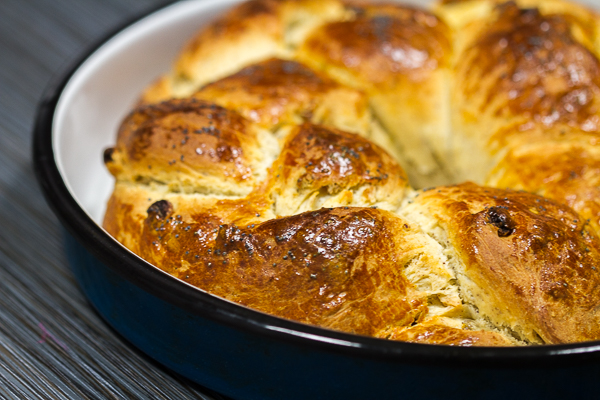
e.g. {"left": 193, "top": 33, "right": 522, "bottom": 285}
{"left": 31, "top": 0, "right": 600, "bottom": 368}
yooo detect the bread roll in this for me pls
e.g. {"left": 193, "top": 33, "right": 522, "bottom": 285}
{"left": 103, "top": 0, "right": 600, "bottom": 346}
{"left": 402, "top": 183, "right": 600, "bottom": 344}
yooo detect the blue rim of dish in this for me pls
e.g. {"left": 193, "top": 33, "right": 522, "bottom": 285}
{"left": 31, "top": 0, "right": 600, "bottom": 368}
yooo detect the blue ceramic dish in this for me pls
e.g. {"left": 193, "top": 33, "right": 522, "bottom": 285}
{"left": 33, "top": 1, "right": 600, "bottom": 399}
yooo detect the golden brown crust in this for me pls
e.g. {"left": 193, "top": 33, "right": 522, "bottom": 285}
{"left": 103, "top": 188, "right": 144, "bottom": 255}
{"left": 466, "top": 3, "right": 600, "bottom": 137}
{"left": 194, "top": 58, "right": 337, "bottom": 125}
{"left": 299, "top": 3, "right": 451, "bottom": 88}
{"left": 446, "top": 0, "right": 600, "bottom": 249}
{"left": 378, "top": 319, "right": 513, "bottom": 346}
{"left": 488, "top": 141, "right": 600, "bottom": 234}
{"left": 192, "top": 58, "right": 372, "bottom": 137}
{"left": 449, "top": 0, "right": 600, "bottom": 183}
{"left": 139, "top": 206, "right": 431, "bottom": 336}
{"left": 267, "top": 123, "right": 409, "bottom": 214}
{"left": 407, "top": 183, "right": 600, "bottom": 344}
{"left": 172, "top": 0, "right": 284, "bottom": 85}
{"left": 105, "top": 98, "right": 268, "bottom": 195}
{"left": 142, "top": 0, "right": 348, "bottom": 102}
{"left": 295, "top": 2, "right": 453, "bottom": 187}
{"left": 141, "top": 0, "right": 285, "bottom": 102}
{"left": 143, "top": 0, "right": 455, "bottom": 187}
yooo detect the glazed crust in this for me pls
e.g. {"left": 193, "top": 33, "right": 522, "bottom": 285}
{"left": 297, "top": 3, "right": 451, "bottom": 88}
{"left": 459, "top": 3, "right": 600, "bottom": 133}
{"left": 142, "top": 0, "right": 348, "bottom": 101}
{"left": 488, "top": 142, "right": 600, "bottom": 235}
{"left": 193, "top": 58, "right": 344, "bottom": 126}
{"left": 140, "top": 206, "right": 430, "bottom": 336}
{"left": 103, "top": 0, "right": 600, "bottom": 346}
{"left": 405, "top": 183, "right": 600, "bottom": 344}
{"left": 267, "top": 123, "right": 409, "bottom": 215}
{"left": 448, "top": 0, "right": 600, "bottom": 181}
{"left": 105, "top": 99, "right": 267, "bottom": 195}
{"left": 379, "top": 317, "right": 513, "bottom": 346}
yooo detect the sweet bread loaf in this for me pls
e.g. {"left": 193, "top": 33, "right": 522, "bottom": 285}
{"left": 103, "top": 0, "right": 600, "bottom": 346}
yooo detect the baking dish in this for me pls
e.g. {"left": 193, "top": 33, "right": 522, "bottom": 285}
{"left": 33, "top": 0, "right": 600, "bottom": 398}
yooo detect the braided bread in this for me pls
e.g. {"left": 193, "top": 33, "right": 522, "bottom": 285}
{"left": 103, "top": 0, "right": 600, "bottom": 346}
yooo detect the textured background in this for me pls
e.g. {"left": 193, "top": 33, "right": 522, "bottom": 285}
{"left": 0, "top": 0, "right": 226, "bottom": 398}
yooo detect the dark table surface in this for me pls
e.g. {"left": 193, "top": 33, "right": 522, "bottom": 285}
{"left": 0, "top": 0, "right": 227, "bottom": 398}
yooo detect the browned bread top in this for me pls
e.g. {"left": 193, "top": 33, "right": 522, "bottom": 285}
{"left": 404, "top": 183, "right": 600, "bottom": 344}
{"left": 193, "top": 58, "right": 341, "bottom": 125}
{"left": 105, "top": 98, "right": 278, "bottom": 196}
{"left": 456, "top": 2, "right": 600, "bottom": 147}
{"left": 298, "top": 3, "right": 451, "bottom": 89}
{"left": 139, "top": 206, "right": 430, "bottom": 336}
{"left": 267, "top": 123, "right": 409, "bottom": 215}
{"left": 190, "top": 58, "right": 376, "bottom": 138}
{"left": 152, "top": 0, "right": 348, "bottom": 99}
{"left": 489, "top": 142, "right": 600, "bottom": 235}
{"left": 381, "top": 317, "right": 513, "bottom": 346}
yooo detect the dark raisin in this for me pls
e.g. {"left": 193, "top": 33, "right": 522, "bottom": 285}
{"left": 147, "top": 200, "right": 173, "bottom": 220}
{"left": 486, "top": 206, "right": 515, "bottom": 237}
{"left": 103, "top": 147, "right": 115, "bottom": 164}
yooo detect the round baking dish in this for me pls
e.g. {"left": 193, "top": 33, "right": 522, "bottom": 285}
{"left": 33, "top": 0, "right": 600, "bottom": 399}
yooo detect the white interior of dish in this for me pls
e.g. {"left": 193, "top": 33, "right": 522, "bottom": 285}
{"left": 53, "top": 0, "right": 599, "bottom": 225}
